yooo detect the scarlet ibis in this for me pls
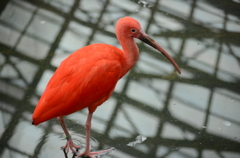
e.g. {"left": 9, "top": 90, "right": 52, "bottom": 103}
{"left": 32, "top": 17, "right": 181, "bottom": 157}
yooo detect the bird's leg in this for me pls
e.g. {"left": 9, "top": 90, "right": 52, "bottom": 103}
{"left": 57, "top": 117, "right": 81, "bottom": 153}
{"left": 76, "top": 113, "right": 113, "bottom": 158}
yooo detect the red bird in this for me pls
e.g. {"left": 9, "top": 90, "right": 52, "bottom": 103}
{"left": 32, "top": 17, "right": 181, "bottom": 157}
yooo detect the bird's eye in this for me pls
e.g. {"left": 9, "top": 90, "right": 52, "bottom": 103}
{"left": 131, "top": 29, "right": 136, "bottom": 33}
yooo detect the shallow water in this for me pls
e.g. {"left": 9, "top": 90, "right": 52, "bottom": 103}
{"left": 0, "top": 0, "right": 240, "bottom": 158}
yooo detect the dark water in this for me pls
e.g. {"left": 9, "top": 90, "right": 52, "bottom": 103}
{"left": 0, "top": 0, "right": 240, "bottom": 158}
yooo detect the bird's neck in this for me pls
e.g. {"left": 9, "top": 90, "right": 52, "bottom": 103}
{"left": 119, "top": 37, "right": 139, "bottom": 78}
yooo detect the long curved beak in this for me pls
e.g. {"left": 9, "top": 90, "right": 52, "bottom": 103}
{"left": 138, "top": 31, "right": 181, "bottom": 74}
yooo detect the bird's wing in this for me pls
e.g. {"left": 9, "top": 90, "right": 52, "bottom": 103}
{"left": 32, "top": 44, "right": 123, "bottom": 125}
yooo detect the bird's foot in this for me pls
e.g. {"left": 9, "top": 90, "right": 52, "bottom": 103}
{"left": 62, "top": 135, "right": 81, "bottom": 153}
{"left": 76, "top": 147, "right": 114, "bottom": 158}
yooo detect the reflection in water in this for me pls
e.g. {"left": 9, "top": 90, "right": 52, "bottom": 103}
{"left": 0, "top": 0, "right": 240, "bottom": 158}
{"left": 127, "top": 135, "right": 147, "bottom": 147}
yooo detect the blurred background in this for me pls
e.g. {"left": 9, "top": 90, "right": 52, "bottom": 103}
{"left": 0, "top": 0, "right": 240, "bottom": 158}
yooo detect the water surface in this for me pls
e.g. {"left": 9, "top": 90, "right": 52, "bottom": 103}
{"left": 0, "top": 0, "right": 240, "bottom": 158}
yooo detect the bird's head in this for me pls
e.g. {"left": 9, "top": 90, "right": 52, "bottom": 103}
{"left": 116, "top": 17, "right": 142, "bottom": 38}
{"left": 116, "top": 17, "right": 181, "bottom": 74}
